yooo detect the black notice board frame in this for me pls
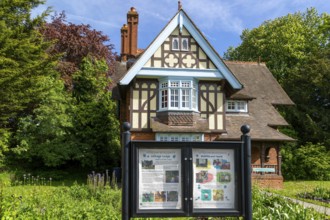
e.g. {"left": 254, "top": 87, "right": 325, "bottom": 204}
{"left": 130, "top": 141, "right": 244, "bottom": 218}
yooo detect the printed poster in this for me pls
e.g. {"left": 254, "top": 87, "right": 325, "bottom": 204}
{"left": 138, "top": 148, "right": 182, "bottom": 210}
{"left": 193, "top": 148, "right": 236, "bottom": 209}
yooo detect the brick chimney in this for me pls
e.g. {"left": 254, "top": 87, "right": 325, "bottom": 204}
{"left": 121, "top": 7, "right": 139, "bottom": 62}
{"left": 120, "top": 24, "right": 128, "bottom": 62}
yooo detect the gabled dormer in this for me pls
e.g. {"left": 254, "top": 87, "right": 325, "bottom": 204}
{"left": 119, "top": 9, "right": 241, "bottom": 90}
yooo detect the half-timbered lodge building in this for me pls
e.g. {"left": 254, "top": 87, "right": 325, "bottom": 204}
{"left": 112, "top": 6, "right": 294, "bottom": 188}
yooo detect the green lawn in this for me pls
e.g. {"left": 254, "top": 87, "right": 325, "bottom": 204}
{"left": 269, "top": 181, "right": 330, "bottom": 208}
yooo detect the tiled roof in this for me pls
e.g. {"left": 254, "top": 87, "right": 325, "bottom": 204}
{"left": 225, "top": 61, "right": 294, "bottom": 105}
{"left": 111, "top": 62, "right": 127, "bottom": 100}
{"left": 221, "top": 61, "right": 295, "bottom": 141}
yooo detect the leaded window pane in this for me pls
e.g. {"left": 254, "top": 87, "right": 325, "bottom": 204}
{"left": 170, "top": 81, "right": 179, "bottom": 87}
{"left": 227, "top": 101, "right": 235, "bottom": 110}
{"left": 172, "top": 38, "right": 179, "bottom": 50}
{"left": 182, "top": 38, "right": 189, "bottom": 51}
{"left": 170, "top": 89, "right": 179, "bottom": 107}
{"left": 182, "top": 89, "right": 190, "bottom": 108}
{"left": 161, "top": 90, "right": 168, "bottom": 108}
{"left": 181, "top": 81, "right": 190, "bottom": 88}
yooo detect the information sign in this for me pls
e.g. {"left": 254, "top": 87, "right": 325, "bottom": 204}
{"left": 193, "top": 149, "right": 236, "bottom": 209}
{"left": 138, "top": 148, "right": 182, "bottom": 210}
{"left": 252, "top": 167, "right": 275, "bottom": 173}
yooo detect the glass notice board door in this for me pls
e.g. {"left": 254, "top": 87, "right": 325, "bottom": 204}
{"left": 192, "top": 148, "right": 236, "bottom": 210}
{"left": 138, "top": 148, "right": 182, "bottom": 210}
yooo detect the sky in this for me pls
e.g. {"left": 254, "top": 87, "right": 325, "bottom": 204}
{"left": 33, "top": 0, "right": 330, "bottom": 56}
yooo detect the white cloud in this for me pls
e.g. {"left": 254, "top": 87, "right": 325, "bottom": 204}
{"left": 183, "top": 0, "right": 244, "bottom": 34}
{"left": 34, "top": 0, "right": 329, "bottom": 54}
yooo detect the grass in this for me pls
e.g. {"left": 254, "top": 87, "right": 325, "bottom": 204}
{"left": 268, "top": 181, "right": 330, "bottom": 208}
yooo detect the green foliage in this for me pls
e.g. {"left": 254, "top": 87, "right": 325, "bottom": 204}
{"left": 252, "top": 187, "right": 326, "bottom": 219}
{"left": 0, "top": 0, "right": 54, "bottom": 130}
{"left": 282, "top": 143, "right": 330, "bottom": 180}
{"left": 0, "top": 184, "right": 121, "bottom": 219}
{"left": 71, "top": 58, "right": 120, "bottom": 169}
{"left": 298, "top": 187, "right": 330, "bottom": 201}
{"left": 0, "top": 0, "right": 120, "bottom": 171}
{"left": 13, "top": 58, "right": 120, "bottom": 169}
{"left": 282, "top": 45, "right": 330, "bottom": 147}
{"left": 13, "top": 76, "right": 74, "bottom": 167}
{"left": 0, "top": 182, "right": 326, "bottom": 219}
{"left": 224, "top": 8, "right": 326, "bottom": 82}
{"left": 269, "top": 181, "right": 330, "bottom": 208}
{"left": 0, "top": 129, "right": 10, "bottom": 167}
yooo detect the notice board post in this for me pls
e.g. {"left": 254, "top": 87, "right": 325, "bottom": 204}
{"left": 241, "top": 125, "right": 252, "bottom": 220}
{"left": 122, "top": 122, "right": 131, "bottom": 220}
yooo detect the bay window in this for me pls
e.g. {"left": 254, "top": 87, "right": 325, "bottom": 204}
{"left": 159, "top": 78, "right": 197, "bottom": 111}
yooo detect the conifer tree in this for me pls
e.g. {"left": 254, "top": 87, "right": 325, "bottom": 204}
{"left": 0, "top": 0, "right": 56, "bottom": 164}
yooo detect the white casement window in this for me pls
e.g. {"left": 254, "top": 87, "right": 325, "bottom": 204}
{"left": 172, "top": 37, "right": 189, "bottom": 51}
{"left": 156, "top": 133, "right": 204, "bottom": 142}
{"left": 172, "top": 38, "right": 179, "bottom": 50}
{"left": 159, "top": 78, "right": 197, "bottom": 111}
{"left": 226, "top": 100, "right": 248, "bottom": 113}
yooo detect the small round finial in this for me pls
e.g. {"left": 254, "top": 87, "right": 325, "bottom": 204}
{"left": 178, "top": 0, "right": 182, "bottom": 10}
{"left": 123, "top": 122, "right": 131, "bottom": 132}
{"left": 241, "top": 124, "right": 250, "bottom": 134}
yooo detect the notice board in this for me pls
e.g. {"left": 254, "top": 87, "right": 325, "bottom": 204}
{"left": 130, "top": 142, "right": 244, "bottom": 218}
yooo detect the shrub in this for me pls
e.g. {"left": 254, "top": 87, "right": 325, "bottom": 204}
{"left": 282, "top": 142, "right": 330, "bottom": 180}
{"left": 252, "top": 187, "right": 326, "bottom": 219}
{"left": 298, "top": 187, "right": 330, "bottom": 202}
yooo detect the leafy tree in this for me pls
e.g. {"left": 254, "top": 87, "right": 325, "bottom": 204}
{"left": 224, "top": 8, "right": 327, "bottom": 83}
{"left": 283, "top": 47, "right": 330, "bottom": 146}
{"left": 14, "top": 57, "right": 120, "bottom": 169}
{"left": 14, "top": 76, "right": 74, "bottom": 167}
{"left": 71, "top": 57, "right": 120, "bottom": 169}
{"left": 40, "top": 12, "right": 116, "bottom": 89}
{"left": 224, "top": 8, "right": 330, "bottom": 147}
{"left": 1, "top": 2, "right": 119, "bottom": 169}
{"left": 0, "top": 0, "right": 55, "bottom": 165}
{"left": 39, "top": 13, "right": 120, "bottom": 169}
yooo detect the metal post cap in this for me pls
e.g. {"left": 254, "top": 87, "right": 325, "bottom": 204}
{"left": 240, "top": 124, "right": 250, "bottom": 134}
{"left": 123, "top": 122, "right": 131, "bottom": 131}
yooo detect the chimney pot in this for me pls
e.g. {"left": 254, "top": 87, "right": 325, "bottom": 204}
{"left": 121, "top": 7, "right": 139, "bottom": 62}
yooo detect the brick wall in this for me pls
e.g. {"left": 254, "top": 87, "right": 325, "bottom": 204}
{"left": 252, "top": 175, "right": 283, "bottom": 189}
{"left": 131, "top": 132, "right": 155, "bottom": 140}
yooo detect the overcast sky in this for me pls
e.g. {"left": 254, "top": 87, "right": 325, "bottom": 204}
{"left": 33, "top": 0, "right": 330, "bottom": 56}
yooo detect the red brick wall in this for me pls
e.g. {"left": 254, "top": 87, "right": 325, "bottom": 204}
{"left": 131, "top": 132, "right": 155, "bottom": 140}
{"left": 252, "top": 175, "right": 283, "bottom": 189}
